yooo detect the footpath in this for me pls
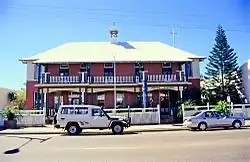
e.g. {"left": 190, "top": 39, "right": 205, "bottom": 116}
{"left": 0, "top": 120, "right": 250, "bottom": 135}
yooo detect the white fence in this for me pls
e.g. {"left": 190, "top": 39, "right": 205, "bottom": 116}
{"left": 183, "top": 103, "right": 250, "bottom": 119}
{"left": 0, "top": 107, "right": 160, "bottom": 127}
{"left": 0, "top": 110, "right": 45, "bottom": 127}
{"left": 104, "top": 107, "right": 161, "bottom": 125}
{"left": 17, "top": 110, "right": 45, "bottom": 126}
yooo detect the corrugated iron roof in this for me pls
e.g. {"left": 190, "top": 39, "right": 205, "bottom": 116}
{"left": 19, "top": 41, "right": 205, "bottom": 63}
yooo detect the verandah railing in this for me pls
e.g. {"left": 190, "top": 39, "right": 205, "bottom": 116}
{"left": 40, "top": 72, "right": 186, "bottom": 84}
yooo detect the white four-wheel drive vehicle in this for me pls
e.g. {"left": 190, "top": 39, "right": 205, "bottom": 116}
{"left": 54, "top": 105, "right": 131, "bottom": 135}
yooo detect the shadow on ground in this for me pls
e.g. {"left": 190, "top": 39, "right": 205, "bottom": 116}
{"left": 3, "top": 136, "right": 52, "bottom": 155}
{"left": 189, "top": 127, "right": 249, "bottom": 132}
{"left": 60, "top": 131, "right": 139, "bottom": 136}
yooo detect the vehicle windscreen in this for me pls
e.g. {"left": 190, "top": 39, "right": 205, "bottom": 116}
{"left": 191, "top": 111, "right": 201, "bottom": 116}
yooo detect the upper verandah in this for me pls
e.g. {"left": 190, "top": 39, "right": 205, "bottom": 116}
{"left": 19, "top": 41, "right": 206, "bottom": 64}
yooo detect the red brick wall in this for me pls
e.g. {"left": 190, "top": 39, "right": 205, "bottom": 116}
{"left": 124, "top": 92, "right": 137, "bottom": 106}
{"left": 25, "top": 81, "right": 38, "bottom": 109}
{"left": 171, "top": 63, "right": 180, "bottom": 74}
{"left": 48, "top": 92, "right": 54, "bottom": 108}
{"left": 151, "top": 90, "right": 160, "bottom": 106}
{"left": 90, "top": 63, "right": 104, "bottom": 76}
{"left": 116, "top": 63, "right": 134, "bottom": 75}
{"left": 47, "top": 64, "right": 59, "bottom": 76}
{"left": 105, "top": 91, "right": 114, "bottom": 108}
{"left": 188, "top": 78, "right": 200, "bottom": 88}
{"left": 144, "top": 63, "right": 162, "bottom": 74}
{"left": 87, "top": 93, "right": 97, "bottom": 104}
{"left": 69, "top": 64, "right": 80, "bottom": 76}
{"left": 45, "top": 62, "right": 183, "bottom": 76}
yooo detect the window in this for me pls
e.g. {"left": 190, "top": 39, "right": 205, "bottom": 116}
{"left": 44, "top": 65, "right": 48, "bottom": 72}
{"left": 80, "top": 63, "right": 90, "bottom": 73}
{"left": 134, "top": 62, "right": 144, "bottom": 76}
{"left": 61, "top": 107, "right": 74, "bottom": 114}
{"left": 104, "top": 70, "right": 113, "bottom": 76}
{"left": 75, "top": 107, "right": 88, "bottom": 115}
{"left": 191, "top": 111, "right": 201, "bottom": 116}
{"left": 204, "top": 111, "right": 215, "bottom": 118}
{"left": 116, "top": 93, "right": 124, "bottom": 107}
{"left": 59, "top": 64, "right": 69, "bottom": 76}
{"left": 162, "top": 62, "right": 171, "bottom": 68}
{"left": 214, "top": 111, "right": 228, "bottom": 118}
{"left": 33, "top": 91, "right": 41, "bottom": 109}
{"left": 135, "top": 62, "right": 143, "bottom": 68}
{"left": 60, "top": 64, "right": 69, "bottom": 69}
{"left": 162, "top": 68, "right": 172, "bottom": 75}
{"left": 162, "top": 62, "right": 172, "bottom": 75}
{"left": 80, "top": 63, "right": 89, "bottom": 69}
{"left": 92, "top": 108, "right": 102, "bottom": 116}
{"left": 34, "top": 64, "right": 39, "bottom": 80}
{"left": 104, "top": 63, "right": 113, "bottom": 68}
{"left": 97, "top": 93, "right": 105, "bottom": 107}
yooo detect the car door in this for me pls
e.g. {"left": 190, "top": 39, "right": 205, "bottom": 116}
{"left": 215, "top": 111, "right": 232, "bottom": 126}
{"left": 90, "top": 108, "right": 110, "bottom": 128}
{"left": 203, "top": 111, "right": 219, "bottom": 127}
{"left": 74, "top": 106, "right": 91, "bottom": 128}
{"left": 58, "top": 106, "right": 75, "bottom": 127}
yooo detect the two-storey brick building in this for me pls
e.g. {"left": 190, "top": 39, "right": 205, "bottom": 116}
{"left": 19, "top": 27, "right": 205, "bottom": 119}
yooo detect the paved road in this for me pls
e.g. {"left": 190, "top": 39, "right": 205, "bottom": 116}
{"left": 0, "top": 128, "right": 250, "bottom": 162}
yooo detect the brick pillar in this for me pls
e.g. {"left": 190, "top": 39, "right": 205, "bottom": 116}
{"left": 63, "top": 91, "right": 69, "bottom": 105}
{"left": 152, "top": 90, "right": 160, "bottom": 106}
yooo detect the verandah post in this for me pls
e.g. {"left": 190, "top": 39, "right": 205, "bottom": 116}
{"left": 182, "top": 103, "right": 185, "bottom": 123}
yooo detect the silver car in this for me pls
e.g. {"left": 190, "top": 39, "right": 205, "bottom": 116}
{"left": 183, "top": 110, "right": 245, "bottom": 131}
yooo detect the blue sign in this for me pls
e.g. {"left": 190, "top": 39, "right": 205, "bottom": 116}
{"left": 141, "top": 71, "right": 148, "bottom": 108}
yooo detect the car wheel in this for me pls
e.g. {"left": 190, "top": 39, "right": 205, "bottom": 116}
{"left": 112, "top": 123, "right": 124, "bottom": 135}
{"left": 67, "top": 123, "right": 80, "bottom": 135}
{"left": 198, "top": 122, "right": 207, "bottom": 131}
{"left": 232, "top": 120, "right": 242, "bottom": 129}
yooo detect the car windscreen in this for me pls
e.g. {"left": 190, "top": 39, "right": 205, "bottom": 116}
{"left": 191, "top": 111, "right": 201, "bottom": 116}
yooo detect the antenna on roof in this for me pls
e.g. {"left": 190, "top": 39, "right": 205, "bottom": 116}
{"left": 110, "top": 22, "right": 119, "bottom": 44}
{"left": 170, "top": 24, "right": 177, "bottom": 47}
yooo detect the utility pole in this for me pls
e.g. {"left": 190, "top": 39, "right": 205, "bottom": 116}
{"left": 113, "top": 54, "right": 117, "bottom": 110}
{"left": 170, "top": 24, "right": 177, "bottom": 47}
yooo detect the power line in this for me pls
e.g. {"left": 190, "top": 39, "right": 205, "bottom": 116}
{"left": 8, "top": 3, "right": 211, "bottom": 19}
{"left": 4, "top": 4, "right": 250, "bottom": 33}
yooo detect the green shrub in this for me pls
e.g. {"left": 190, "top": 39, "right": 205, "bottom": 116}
{"left": 212, "top": 101, "right": 229, "bottom": 114}
{"left": 2, "top": 106, "right": 20, "bottom": 120}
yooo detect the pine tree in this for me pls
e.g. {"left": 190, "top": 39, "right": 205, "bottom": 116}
{"left": 205, "top": 25, "right": 242, "bottom": 104}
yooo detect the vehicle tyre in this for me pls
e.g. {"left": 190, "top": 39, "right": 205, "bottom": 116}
{"left": 77, "top": 128, "right": 83, "bottom": 134}
{"left": 232, "top": 120, "right": 242, "bottom": 129}
{"left": 66, "top": 123, "right": 81, "bottom": 135}
{"left": 198, "top": 122, "right": 207, "bottom": 131}
{"left": 112, "top": 123, "right": 124, "bottom": 135}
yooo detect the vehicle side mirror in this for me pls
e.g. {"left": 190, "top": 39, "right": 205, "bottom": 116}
{"left": 99, "top": 113, "right": 104, "bottom": 117}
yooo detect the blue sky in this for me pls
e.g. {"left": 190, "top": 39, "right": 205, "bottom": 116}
{"left": 1, "top": 0, "right": 250, "bottom": 89}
